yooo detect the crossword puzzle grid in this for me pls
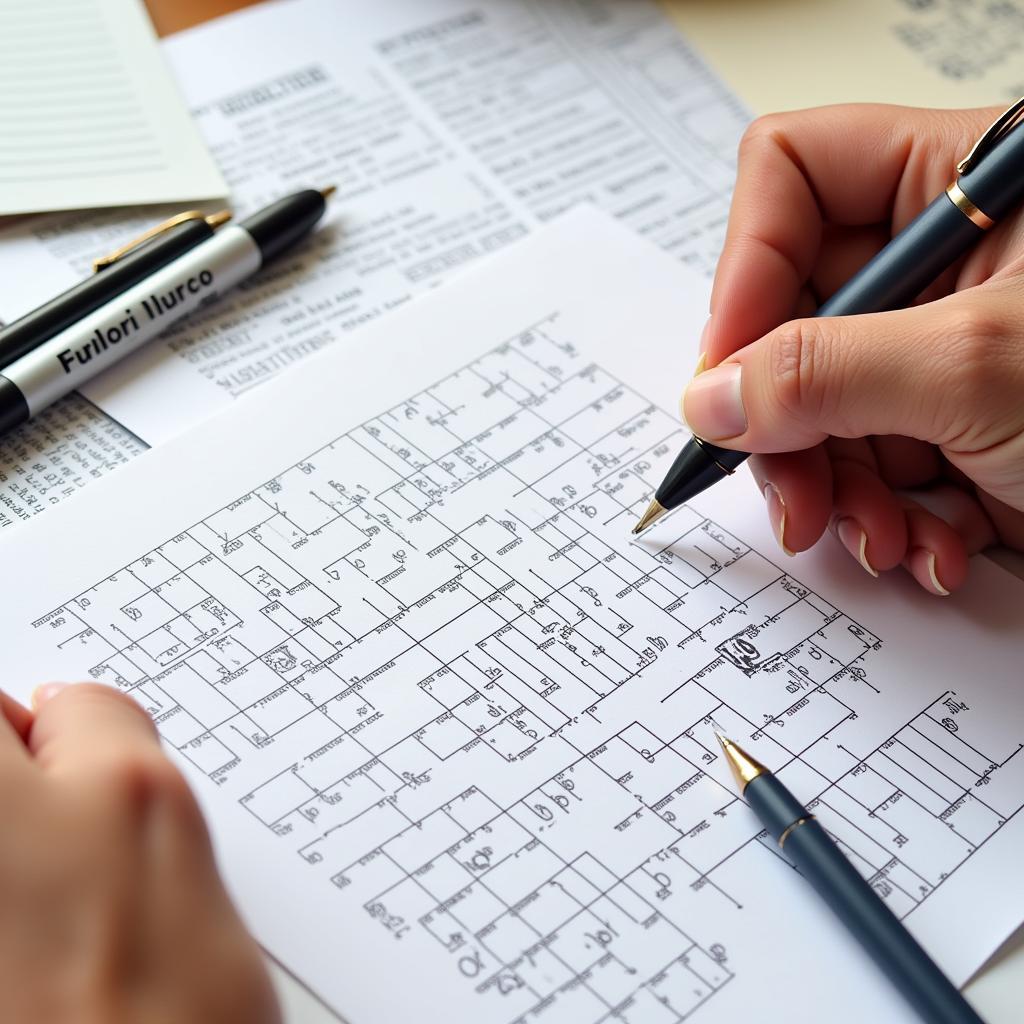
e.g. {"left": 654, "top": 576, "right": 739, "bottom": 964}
{"left": 33, "top": 319, "right": 1024, "bottom": 1022}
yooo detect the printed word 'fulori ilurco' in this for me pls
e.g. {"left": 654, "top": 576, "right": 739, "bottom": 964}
{"left": 57, "top": 270, "right": 215, "bottom": 374}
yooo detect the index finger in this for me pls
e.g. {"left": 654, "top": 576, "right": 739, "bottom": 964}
{"left": 704, "top": 104, "right": 995, "bottom": 367}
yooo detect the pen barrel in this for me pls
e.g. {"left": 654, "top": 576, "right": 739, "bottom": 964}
{"left": 782, "top": 818, "right": 984, "bottom": 1024}
{"left": 0, "top": 218, "right": 216, "bottom": 370}
{"left": 0, "top": 225, "right": 261, "bottom": 422}
{"left": 239, "top": 190, "right": 328, "bottom": 264}
{"left": 816, "top": 193, "right": 982, "bottom": 318}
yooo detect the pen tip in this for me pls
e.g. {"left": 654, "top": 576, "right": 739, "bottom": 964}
{"left": 709, "top": 718, "right": 729, "bottom": 745}
{"left": 319, "top": 185, "right": 338, "bottom": 200}
{"left": 632, "top": 498, "right": 668, "bottom": 535}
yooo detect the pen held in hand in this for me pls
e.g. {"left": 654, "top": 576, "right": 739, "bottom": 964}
{"left": 634, "top": 96, "right": 1024, "bottom": 535}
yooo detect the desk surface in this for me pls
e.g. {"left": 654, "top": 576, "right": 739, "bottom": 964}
{"left": 142, "top": 1, "right": 1024, "bottom": 1021}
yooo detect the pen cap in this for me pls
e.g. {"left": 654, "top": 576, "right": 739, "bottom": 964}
{"left": 238, "top": 190, "right": 328, "bottom": 265}
{"left": 957, "top": 117, "right": 1024, "bottom": 221}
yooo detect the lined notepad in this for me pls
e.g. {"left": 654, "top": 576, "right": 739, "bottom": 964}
{"left": 0, "top": 0, "right": 226, "bottom": 215}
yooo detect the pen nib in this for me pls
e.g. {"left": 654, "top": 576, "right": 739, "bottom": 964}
{"left": 713, "top": 728, "right": 768, "bottom": 792}
{"left": 632, "top": 498, "right": 668, "bottom": 535}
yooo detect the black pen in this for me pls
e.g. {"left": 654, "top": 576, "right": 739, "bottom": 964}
{"left": 714, "top": 724, "right": 984, "bottom": 1024}
{"left": 634, "top": 96, "right": 1024, "bottom": 534}
{"left": 0, "top": 209, "right": 231, "bottom": 370}
{"left": 0, "top": 188, "right": 335, "bottom": 437}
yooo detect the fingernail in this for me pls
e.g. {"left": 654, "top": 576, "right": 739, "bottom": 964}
{"left": 681, "top": 353, "right": 709, "bottom": 420}
{"left": 908, "top": 548, "right": 950, "bottom": 596}
{"left": 835, "top": 518, "right": 878, "bottom": 577}
{"left": 699, "top": 316, "right": 712, "bottom": 355}
{"left": 763, "top": 484, "right": 795, "bottom": 556}
{"left": 682, "top": 363, "right": 746, "bottom": 440}
{"left": 31, "top": 682, "right": 69, "bottom": 710}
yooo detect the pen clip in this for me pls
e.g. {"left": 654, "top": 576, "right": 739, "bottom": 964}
{"left": 956, "top": 95, "right": 1024, "bottom": 175}
{"left": 92, "top": 209, "right": 232, "bottom": 273}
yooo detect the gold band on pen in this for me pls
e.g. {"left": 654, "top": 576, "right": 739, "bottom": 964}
{"left": 778, "top": 815, "right": 815, "bottom": 849}
{"left": 945, "top": 182, "right": 995, "bottom": 231}
{"left": 693, "top": 436, "right": 737, "bottom": 475}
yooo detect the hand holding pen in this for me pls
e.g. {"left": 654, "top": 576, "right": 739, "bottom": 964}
{"left": 640, "top": 103, "right": 1024, "bottom": 595}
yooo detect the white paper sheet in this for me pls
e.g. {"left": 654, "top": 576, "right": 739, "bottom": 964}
{"left": 0, "top": 391, "right": 146, "bottom": 528}
{"left": 0, "top": 0, "right": 748, "bottom": 445}
{"left": 0, "top": 0, "right": 226, "bottom": 215}
{"left": 0, "top": 208, "right": 1019, "bottom": 1024}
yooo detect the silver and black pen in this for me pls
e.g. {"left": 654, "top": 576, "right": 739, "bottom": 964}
{"left": 714, "top": 723, "right": 985, "bottom": 1024}
{"left": 0, "top": 186, "right": 336, "bottom": 438}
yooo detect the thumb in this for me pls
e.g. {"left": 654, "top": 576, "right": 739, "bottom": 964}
{"left": 28, "top": 682, "right": 163, "bottom": 777}
{"left": 682, "top": 299, "right": 982, "bottom": 453}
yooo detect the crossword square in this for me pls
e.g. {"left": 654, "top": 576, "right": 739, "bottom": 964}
{"left": 93, "top": 650, "right": 147, "bottom": 688}
{"left": 115, "top": 589, "right": 176, "bottom": 642}
{"left": 166, "top": 612, "right": 209, "bottom": 652}
{"left": 153, "top": 572, "right": 209, "bottom": 614}
{"left": 216, "top": 660, "right": 290, "bottom": 708}
{"left": 414, "top": 853, "right": 475, "bottom": 903}
{"left": 620, "top": 986, "right": 687, "bottom": 1024}
{"left": 128, "top": 551, "right": 179, "bottom": 590}
{"left": 446, "top": 881, "right": 507, "bottom": 936}
{"left": 385, "top": 807, "right": 467, "bottom": 873}
{"left": 477, "top": 910, "right": 538, "bottom": 964}
{"left": 516, "top": 879, "right": 581, "bottom": 936}
{"left": 136, "top": 625, "right": 187, "bottom": 665}
{"left": 151, "top": 704, "right": 204, "bottom": 748}
{"left": 419, "top": 711, "right": 477, "bottom": 759}
{"left": 514, "top": 942, "right": 574, "bottom": 997}
{"left": 247, "top": 684, "right": 312, "bottom": 735}
{"left": 444, "top": 787, "right": 500, "bottom": 835}
{"left": 451, "top": 808, "right": 532, "bottom": 874}
{"left": 261, "top": 602, "right": 306, "bottom": 637}
{"left": 483, "top": 842, "right": 563, "bottom": 908}
{"left": 179, "top": 732, "right": 236, "bottom": 775}
{"left": 296, "top": 731, "right": 370, "bottom": 794}
{"left": 262, "top": 639, "right": 319, "bottom": 681}
{"left": 157, "top": 663, "right": 236, "bottom": 729}
{"left": 159, "top": 533, "right": 209, "bottom": 571}
{"left": 241, "top": 769, "right": 312, "bottom": 827}
{"left": 186, "top": 649, "right": 228, "bottom": 684}
{"left": 544, "top": 978, "right": 607, "bottom": 1021}
{"left": 646, "top": 954, "right": 715, "bottom": 1018}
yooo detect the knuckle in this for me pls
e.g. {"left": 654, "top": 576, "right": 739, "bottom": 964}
{"left": 94, "top": 752, "right": 201, "bottom": 825}
{"left": 942, "top": 305, "right": 1004, "bottom": 400}
{"left": 767, "top": 320, "right": 833, "bottom": 422}
{"left": 738, "top": 113, "right": 788, "bottom": 158}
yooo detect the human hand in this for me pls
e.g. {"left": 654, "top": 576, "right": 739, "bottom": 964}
{"left": 682, "top": 104, "right": 1024, "bottom": 594}
{"left": 0, "top": 684, "right": 280, "bottom": 1024}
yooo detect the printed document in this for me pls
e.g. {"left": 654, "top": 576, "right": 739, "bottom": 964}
{"left": 0, "top": 208, "right": 1020, "bottom": 1024}
{"left": 0, "top": 0, "right": 226, "bottom": 214}
{"left": 0, "top": 0, "right": 748, "bottom": 446}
